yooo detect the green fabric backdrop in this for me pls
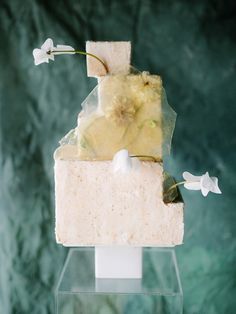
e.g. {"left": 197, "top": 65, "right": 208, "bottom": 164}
{"left": 1, "top": 0, "right": 236, "bottom": 313}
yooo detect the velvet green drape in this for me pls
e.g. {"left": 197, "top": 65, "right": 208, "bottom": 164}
{"left": 1, "top": 0, "right": 236, "bottom": 313}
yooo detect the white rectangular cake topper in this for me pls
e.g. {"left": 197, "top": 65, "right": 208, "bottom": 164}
{"left": 86, "top": 41, "right": 131, "bottom": 77}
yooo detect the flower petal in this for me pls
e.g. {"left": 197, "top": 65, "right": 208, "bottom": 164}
{"left": 200, "top": 172, "right": 212, "bottom": 196}
{"left": 112, "top": 149, "right": 132, "bottom": 174}
{"left": 201, "top": 172, "right": 216, "bottom": 190}
{"left": 183, "top": 171, "right": 201, "bottom": 182}
{"left": 201, "top": 186, "right": 209, "bottom": 197}
{"left": 184, "top": 182, "right": 201, "bottom": 190}
{"left": 200, "top": 172, "right": 222, "bottom": 196}
{"left": 41, "top": 38, "right": 54, "bottom": 52}
{"left": 33, "top": 48, "right": 49, "bottom": 65}
{"left": 209, "top": 177, "right": 222, "bottom": 194}
{"left": 53, "top": 45, "right": 75, "bottom": 55}
{"left": 47, "top": 53, "right": 54, "bottom": 61}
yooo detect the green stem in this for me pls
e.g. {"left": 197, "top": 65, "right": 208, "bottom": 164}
{"left": 51, "top": 50, "right": 108, "bottom": 73}
{"left": 166, "top": 181, "right": 186, "bottom": 193}
{"left": 130, "top": 155, "right": 159, "bottom": 162}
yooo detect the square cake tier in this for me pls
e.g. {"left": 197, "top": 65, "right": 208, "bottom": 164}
{"left": 55, "top": 159, "right": 184, "bottom": 247}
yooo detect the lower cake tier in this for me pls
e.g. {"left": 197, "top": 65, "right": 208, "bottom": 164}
{"left": 55, "top": 160, "right": 184, "bottom": 247}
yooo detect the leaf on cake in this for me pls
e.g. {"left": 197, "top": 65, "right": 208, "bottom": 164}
{"left": 163, "top": 172, "right": 180, "bottom": 203}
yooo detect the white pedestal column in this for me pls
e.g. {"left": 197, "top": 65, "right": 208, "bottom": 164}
{"left": 95, "top": 246, "right": 142, "bottom": 279}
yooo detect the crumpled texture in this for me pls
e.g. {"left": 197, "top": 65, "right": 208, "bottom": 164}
{"left": 0, "top": 0, "right": 236, "bottom": 313}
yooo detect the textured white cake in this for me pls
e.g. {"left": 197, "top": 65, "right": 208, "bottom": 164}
{"left": 86, "top": 41, "right": 131, "bottom": 77}
{"left": 54, "top": 41, "right": 184, "bottom": 248}
{"left": 55, "top": 160, "right": 183, "bottom": 246}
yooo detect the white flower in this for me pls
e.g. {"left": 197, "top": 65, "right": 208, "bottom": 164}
{"left": 112, "top": 149, "right": 140, "bottom": 174}
{"left": 183, "top": 171, "right": 222, "bottom": 197}
{"left": 33, "top": 38, "right": 54, "bottom": 65}
{"left": 33, "top": 38, "right": 75, "bottom": 66}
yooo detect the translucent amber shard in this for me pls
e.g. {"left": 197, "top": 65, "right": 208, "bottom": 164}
{"left": 55, "top": 72, "right": 176, "bottom": 161}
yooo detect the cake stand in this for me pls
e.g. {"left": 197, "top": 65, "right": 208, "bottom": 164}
{"left": 55, "top": 248, "right": 183, "bottom": 314}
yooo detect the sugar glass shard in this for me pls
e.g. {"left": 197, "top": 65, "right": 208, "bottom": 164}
{"left": 55, "top": 71, "right": 177, "bottom": 161}
{"left": 162, "top": 88, "right": 177, "bottom": 156}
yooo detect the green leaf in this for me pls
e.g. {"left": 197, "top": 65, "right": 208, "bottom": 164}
{"left": 163, "top": 171, "right": 179, "bottom": 203}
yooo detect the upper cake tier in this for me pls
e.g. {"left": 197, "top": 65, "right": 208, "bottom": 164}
{"left": 55, "top": 71, "right": 176, "bottom": 161}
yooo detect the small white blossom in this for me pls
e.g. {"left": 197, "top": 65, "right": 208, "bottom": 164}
{"left": 33, "top": 38, "right": 55, "bottom": 65}
{"left": 33, "top": 38, "right": 75, "bottom": 66}
{"left": 183, "top": 171, "right": 222, "bottom": 197}
{"left": 112, "top": 149, "right": 140, "bottom": 174}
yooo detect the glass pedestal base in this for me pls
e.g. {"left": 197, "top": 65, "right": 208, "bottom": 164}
{"left": 55, "top": 248, "right": 183, "bottom": 314}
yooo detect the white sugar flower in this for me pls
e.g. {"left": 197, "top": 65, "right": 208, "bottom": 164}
{"left": 33, "top": 38, "right": 55, "bottom": 65}
{"left": 32, "top": 38, "right": 108, "bottom": 72}
{"left": 183, "top": 171, "right": 222, "bottom": 197}
{"left": 112, "top": 149, "right": 140, "bottom": 174}
{"left": 33, "top": 38, "right": 75, "bottom": 66}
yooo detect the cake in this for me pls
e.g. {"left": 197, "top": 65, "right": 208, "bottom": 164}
{"left": 54, "top": 41, "right": 184, "bottom": 249}
{"left": 32, "top": 37, "right": 222, "bottom": 282}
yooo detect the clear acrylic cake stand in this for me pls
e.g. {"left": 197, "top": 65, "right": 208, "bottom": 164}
{"left": 55, "top": 248, "right": 183, "bottom": 314}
